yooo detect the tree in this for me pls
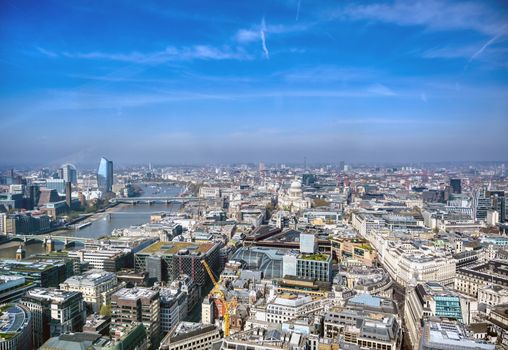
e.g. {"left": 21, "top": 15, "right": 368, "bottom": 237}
{"left": 100, "top": 304, "right": 112, "bottom": 317}
{"left": 313, "top": 198, "right": 330, "bottom": 208}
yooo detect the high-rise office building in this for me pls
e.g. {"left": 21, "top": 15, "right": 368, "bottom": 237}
{"left": 111, "top": 288, "right": 160, "bottom": 350}
{"left": 404, "top": 282, "right": 463, "bottom": 348}
{"left": 97, "top": 157, "right": 113, "bottom": 193}
{"left": 21, "top": 288, "right": 85, "bottom": 348}
{"left": 450, "top": 178, "right": 462, "bottom": 194}
{"left": 59, "top": 269, "right": 118, "bottom": 313}
{"left": 60, "top": 163, "right": 77, "bottom": 185}
{"left": 24, "top": 185, "right": 40, "bottom": 210}
{"left": 45, "top": 179, "right": 66, "bottom": 194}
{"left": 473, "top": 188, "right": 492, "bottom": 221}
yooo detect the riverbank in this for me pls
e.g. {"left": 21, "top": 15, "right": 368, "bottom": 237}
{"left": 51, "top": 202, "right": 130, "bottom": 237}
{"left": 51, "top": 184, "right": 183, "bottom": 239}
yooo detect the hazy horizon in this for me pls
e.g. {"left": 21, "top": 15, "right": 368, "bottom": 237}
{"left": 1, "top": 0, "right": 507, "bottom": 165}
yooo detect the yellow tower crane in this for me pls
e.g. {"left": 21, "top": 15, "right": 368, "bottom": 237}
{"left": 201, "top": 260, "right": 236, "bottom": 337}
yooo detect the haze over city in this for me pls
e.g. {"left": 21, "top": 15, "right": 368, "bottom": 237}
{"left": 3, "top": 2, "right": 508, "bottom": 350}
{"left": 1, "top": 0, "right": 507, "bottom": 166}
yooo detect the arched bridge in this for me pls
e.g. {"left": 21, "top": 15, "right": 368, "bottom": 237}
{"left": 111, "top": 196, "right": 200, "bottom": 205}
{"left": 8, "top": 234, "right": 97, "bottom": 246}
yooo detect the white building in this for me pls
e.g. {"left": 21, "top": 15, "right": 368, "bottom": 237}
{"left": 478, "top": 284, "right": 508, "bottom": 313}
{"left": 199, "top": 187, "right": 221, "bottom": 199}
{"left": 265, "top": 294, "right": 326, "bottom": 324}
{"left": 59, "top": 269, "right": 118, "bottom": 313}
{"left": 159, "top": 322, "right": 221, "bottom": 350}
{"left": 278, "top": 180, "right": 311, "bottom": 213}
{"left": 379, "top": 242, "right": 456, "bottom": 288}
{"left": 160, "top": 286, "right": 188, "bottom": 333}
{"left": 67, "top": 249, "right": 124, "bottom": 271}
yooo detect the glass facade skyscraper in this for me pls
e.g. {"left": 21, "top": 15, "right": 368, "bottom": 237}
{"left": 97, "top": 157, "right": 113, "bottom": 193}
{"left": 61, "top": 163, "right": 77, "bottom": 185}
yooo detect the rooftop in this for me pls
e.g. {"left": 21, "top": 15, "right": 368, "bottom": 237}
{"left": 298, "top": 253, "right": 330, "bottom": 261}
{"left": 39, "top": 332, "right": 101, "bottom": 350}
{"left": 139, "top": 241, "right": 215, "bottom": 255}
{"left": 0, "top": 304, "right": 30, "bottom": 336}
{"left": 61, "top": 269, "right": 116, "bottom": 287}
{"left": 0, "top": 259, "right": 65, "bottom": 273}
{"left": 112, "top": 287, "right": 158, "bottom": 301}
{"left": 423, "top": 321, "right": 494, "bottom": 350}
{"left": 25, "top": 288, "right": 81, "bottom": 302}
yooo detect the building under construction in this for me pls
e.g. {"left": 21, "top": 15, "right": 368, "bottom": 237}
{"left": 134, "top": 241, "right": 221, "bottom": 288}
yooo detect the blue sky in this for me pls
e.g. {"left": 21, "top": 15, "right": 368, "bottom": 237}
{"left": 1, "top": 0, "right": 507, "bottom": 166}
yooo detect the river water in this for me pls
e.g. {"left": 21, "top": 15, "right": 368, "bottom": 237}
{"left": 0, "top": 183, "right": 183, "bottom": 259}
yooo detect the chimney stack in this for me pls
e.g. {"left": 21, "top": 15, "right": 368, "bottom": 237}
{"left": 65, "top": 181, "right": 72, "bottom": 208}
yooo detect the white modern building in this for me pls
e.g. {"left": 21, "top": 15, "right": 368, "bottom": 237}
{"left": 59, "top": 269, "right": 118, "bottom": 313}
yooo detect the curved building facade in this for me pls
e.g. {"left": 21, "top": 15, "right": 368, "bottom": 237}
{"left": 97, "top": 157, "right": 113, "bottom": 193}
{"left": 0, "top": 304, "right": 33, "bottom": 350}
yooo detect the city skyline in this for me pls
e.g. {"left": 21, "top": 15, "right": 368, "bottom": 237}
{"left": 1, "top": 2, "right": 508, "bottom": 346}
{"left": 1, "top": 0, "right": 508, "bottom": 165}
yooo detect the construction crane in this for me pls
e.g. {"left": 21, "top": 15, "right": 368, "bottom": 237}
{"left": 201, "top": 260, "right": 236, "bottom": 337}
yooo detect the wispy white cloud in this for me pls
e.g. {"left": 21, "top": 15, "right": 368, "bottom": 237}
{"left": 278, "top": 66, "right": 378, "bottom": 82}
{"left": 234, "top": 29, "right": 259, "bottom": 43}
{"left": 424, "top": 45, "right": 508, "bottom": 59}
{"left": 422, "top": 46, "right": 474, "bottom": 59}
{"left": 233, "top": 20, "right": 311, "bottom": 58}
{"left": 367, "top": 83, "right": 397, "bottom": 96}
{"left": 37, "top": 85, "right": 404, "bottom": 112}
{"left": 420, "top": 35, "right": 508, "bottom": 69}
{"left": 35, "top": 46, "right": 58, "bottom": 58}
{"left": 260, "top": 17, "right": 270, "bottom": 59}
{"left": 334, "top": 0, "right": 508, "bottom": 37}
{"left": 36, "top": 45, "right": 252, "bottom": 64}
{"left": 468, "top": 33, "right": 502, "bottom": 64}
{"left": 420, "top": 93, "right": 428, "bottom": 103}
{"left": 331, "top": 117, "right": 442, "bottom": 125}
{"left": 296, "top": 0, "right": 301, "bottom": 21}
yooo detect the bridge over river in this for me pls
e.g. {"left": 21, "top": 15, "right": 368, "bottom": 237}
{"left": 7, "top": 234, "right": 98, "bottom": 247}
{"left": 111, "top": 196, "right": 200, "bottom": 204}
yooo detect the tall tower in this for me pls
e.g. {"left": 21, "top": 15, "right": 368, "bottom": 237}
{"left": 97, "top": 157, "right": 114, "bottom": 193}
{"left": 61, "top": 163, "right": 77, "bottom": 184}
{"left": 450, "top": 178, "right": 462, "bottom": 194}
{"left": 65, "top": 181, "right": 72, "bottom": 208}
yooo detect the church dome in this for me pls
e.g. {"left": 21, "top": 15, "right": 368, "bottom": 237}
{"left": 290, "top": 180, "right": 302, "bottom": 189}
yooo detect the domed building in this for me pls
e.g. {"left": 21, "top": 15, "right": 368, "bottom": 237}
{"left": 288, "top": 180, "right": 303, "bottom": 199}
{"left": 278, "top": 178, "right": 311, "bottom": 213}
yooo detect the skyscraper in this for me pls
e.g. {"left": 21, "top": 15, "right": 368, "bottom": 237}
{"left": 450, "top": 178, "right": 462, "bottom": 194}
{"left": 97, "top": 157, "right": 113, "bottom": 193}
{"left": 111, "top": 288, "right": 160, "bottom": 350}
{"left": 60, "top": 163, "right": 77, "bottom": 185}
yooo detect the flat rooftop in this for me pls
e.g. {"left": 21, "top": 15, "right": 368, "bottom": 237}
{"left": 139, "top": 241, "right": 215, "bottom": 255}
{"left": 62, "top": 269, "right": 116, "bottom": 286}
{"left": 0, "top": 304, "right": 29, "bottom": 334}
{"left": 112, "top": 287, "right": 158, "bottom": 300}
{"left": 0, "top": 259, "right": 65, "bottom": 273}
{"left": 25, "top": 288, "right": 80, "bottom": 302}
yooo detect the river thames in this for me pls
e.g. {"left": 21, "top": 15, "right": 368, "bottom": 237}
{"left": 0, "top": 183, "right": 182, "bottom": 259}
